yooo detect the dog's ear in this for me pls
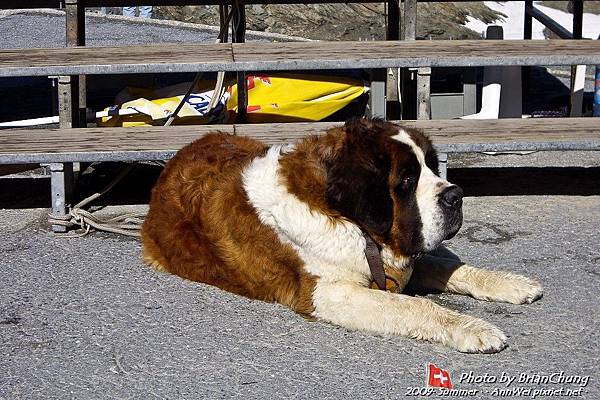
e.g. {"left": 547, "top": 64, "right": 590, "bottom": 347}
{"left": 324, "top": 119, "right": 393, "bottom": 236}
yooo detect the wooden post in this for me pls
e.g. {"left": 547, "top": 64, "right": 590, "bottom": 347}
{"left": 438, "top": 152, "right": 448, "bottom": 180}
{"left": 403, "top": 0, "right": 417, "bottom": 41}
{"left": 523, "top": 0, "right": 533, "bottom": 94}
{"left": 572, "top": 0, "right": 583, "bottom": 40}
{"left": 386, "top": 0, "right": 400, "bottom": 119}
{"left": 523, "top": 0, "right": 533, "bottom": 40}
{"left": 219, "top": 5, "right": 230, "bottom": 43}
{"left": 65, "top": 0, "right": 86, "bottom": 127}
{"left": 368, "top": 69, "right": 387, "bottom": 119}
{"left": 417, "top": 67, "right": 431, "bottom": 120}
{"left": 232, "top": 2, "right": 247, "bottom": 123}
{"left": 462, "top": 68, "right": 477, "bottom": 116}
{"left": 402, "top": 0, "right": 430, "bottom": 120}
{"left": 570, "top": 0, "right": 584, "bottom": 115}
{"left": 51, "top": 0, "right": 84, "bottom": 232}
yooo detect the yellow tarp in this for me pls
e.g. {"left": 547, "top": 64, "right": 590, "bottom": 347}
{"left": 97, "top": 73, "right": 366, "bottom": 127}
{"left": 226, "top": 73, "right": 367, "bottom": 123}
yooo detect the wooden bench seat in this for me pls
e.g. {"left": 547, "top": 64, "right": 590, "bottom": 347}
{"left": 1, "top": 119, "right": 599, "bottom": 166}
{"left": 2, "top": 40, "right": 600, "bottom": 77}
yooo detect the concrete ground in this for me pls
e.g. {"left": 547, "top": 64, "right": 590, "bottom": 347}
{"left": 1, "top": 150, "right": 599, "bottom": 399}
{"left": 1, "top": 8, "right": 598, "bottom": 399}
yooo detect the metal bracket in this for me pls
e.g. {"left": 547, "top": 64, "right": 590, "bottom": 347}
{"left": 43, "top": 163, "right": 74, "bottom": 233}
{"left": 368, "top": 69, "right": 387, "bottom": 119}
{"left": 417, "top": 67, "right": 432, "bottom": 120}
{"left": 438, "top": 152, "right": 448, "bottom": 180}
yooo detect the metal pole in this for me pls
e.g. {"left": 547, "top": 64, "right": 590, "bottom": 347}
{"left": 386, "top": 0, "right": 400, "bottom": 119}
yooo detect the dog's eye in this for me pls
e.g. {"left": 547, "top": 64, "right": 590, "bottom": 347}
{"left": 397, "top": 174, "right": 416, "bottom": 192}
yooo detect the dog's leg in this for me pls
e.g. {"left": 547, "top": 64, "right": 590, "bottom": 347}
{"left": 312, "top": 281, "right": 507, "bottom": 353}
{"left": 408, "top": 253, "right": 543, "bottom": 304}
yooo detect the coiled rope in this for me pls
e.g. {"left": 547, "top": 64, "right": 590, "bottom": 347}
{"left": 50, "top": 3, "right": 244, "bottom": 237}
{"left": 48, "top": 164, "right": 145, "bottom": 237}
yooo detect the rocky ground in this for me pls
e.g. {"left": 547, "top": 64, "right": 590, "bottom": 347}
{"left": 152, "top": 3, "right": 504, "bottom": 40}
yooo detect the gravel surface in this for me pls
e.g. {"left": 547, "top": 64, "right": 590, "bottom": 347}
{"left": 1, "top": 195, "right": 599, "bottom": 399}
{"left": 0, "top": 9, "right": 302, "bottom": 49}
{"left": 0, "top": 11, "right": 218, "bottom": 49}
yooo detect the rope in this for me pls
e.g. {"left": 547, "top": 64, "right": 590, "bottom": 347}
{"left": 49, "top": 7, "right": 242, "bottom": 237}
{"left": 48, "top": 164, "right": 145, "bottom": 238}
{"left": 164, "top": 5, "right": 234, "bottom": 127}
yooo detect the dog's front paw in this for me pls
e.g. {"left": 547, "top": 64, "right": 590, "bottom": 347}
{"left": 446, "top": 316, "right": 508, "bottom": 354}
{"left": 490, "top": 273, "right": 543, "bottom": 305}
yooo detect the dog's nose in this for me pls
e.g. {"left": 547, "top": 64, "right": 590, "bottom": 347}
{"left": 441, "top": 185, "right": 463, "bottom": 208}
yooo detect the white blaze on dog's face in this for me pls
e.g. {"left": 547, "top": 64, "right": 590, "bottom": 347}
{"left": 391, "top": 128, "right": 463, "bottom": 251}
{"left": 324, "top": 118, "right": 463, "bottom": 258}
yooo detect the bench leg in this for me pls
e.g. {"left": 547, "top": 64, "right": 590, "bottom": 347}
{"left": 438, "top": 152, "right": 448, "bottom": 181}
{"left": 368, "top": 69, "right": 387, "bottom": 119}
{"left": 45, "top": 163, "right": 74, "bottom": 233}
{"left": 417, "top": 67, "right": 431, "bottom": 120}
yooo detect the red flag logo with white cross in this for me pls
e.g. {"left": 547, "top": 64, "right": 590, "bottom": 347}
{"left": 427, "top": 363, "right": 453, "bottom": 389}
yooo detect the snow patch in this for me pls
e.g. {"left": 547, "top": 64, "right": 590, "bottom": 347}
{"left": 465, "top": 1, "right": 600, "bottom": 40}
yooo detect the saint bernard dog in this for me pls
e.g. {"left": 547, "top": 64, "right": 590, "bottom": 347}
{"left": 141, "top": 118, "right": 543, "bottom": 353}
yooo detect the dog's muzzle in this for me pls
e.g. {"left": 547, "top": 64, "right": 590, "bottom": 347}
{"left": 440, "top": 185, "right": 464, "bottom": 240}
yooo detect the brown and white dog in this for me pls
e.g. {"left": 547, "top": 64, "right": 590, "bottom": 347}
{"left": 141, "top": 118, "right": 542, "bottom": 353}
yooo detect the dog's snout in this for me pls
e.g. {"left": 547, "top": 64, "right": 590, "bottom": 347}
{"left": 441, "top": 185, "right": 463, "bottom": 208}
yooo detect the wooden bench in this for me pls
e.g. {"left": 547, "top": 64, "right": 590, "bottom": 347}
{"left": 4, "top": 39, "right": 599, "bottom": 126}
{"left": 1, "top": 119, "right": 599, "bottom": 212}
{"left": 2, "top": 39, "right": 600, "bottom": 231}
{"left": 4, "top": 40, "right": 600, "bottom": 77}
{"left": 2, "top": 119, "right": 599, "bottom": 165}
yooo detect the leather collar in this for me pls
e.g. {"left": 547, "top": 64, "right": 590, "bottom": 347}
{"left": 363, "top": 231, "right": 386, "bottom": 290}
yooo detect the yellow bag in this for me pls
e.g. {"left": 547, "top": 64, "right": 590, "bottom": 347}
{"left": 226, "top": 73, "right": 367, "bottom": 123}
{"left": 98, "top": 74, "right": 366, "bottom": 126}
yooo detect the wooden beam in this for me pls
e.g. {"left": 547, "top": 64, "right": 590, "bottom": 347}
{"left": 1, "top": 119, "right": 599, "bottom": 165}
{"left": 3, "top": 40, "right": 600, "bottom": 77}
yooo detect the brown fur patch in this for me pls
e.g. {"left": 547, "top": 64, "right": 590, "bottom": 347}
{"left": 278, "top": 127, "right": 345, "bottom": 215}
{"left": 141, "top": 133, "right": 316, "bottom": 316}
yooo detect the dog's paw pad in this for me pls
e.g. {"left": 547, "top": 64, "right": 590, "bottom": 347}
{"left": 500, "top": 276, "right": 543, "bottom": 305}
{"left": 449, "top": 318, "right": 508, "bottom": 354}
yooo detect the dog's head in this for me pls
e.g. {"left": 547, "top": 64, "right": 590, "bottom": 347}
{"left": 324, "top": 118, "right": 463, "bottom": 257}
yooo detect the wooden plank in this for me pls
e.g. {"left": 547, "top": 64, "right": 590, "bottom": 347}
{"left": 238, "top": 119, "right": 600, "bottom": 153}
{"left": 232, "top": 40, "right": 600, "bottom": 71}
{"left": 0, "top": 43, "right": 234, "bottom": 77}
{"left": 0, "top": 125, "right": 234, "bottom": 163}
{"left": 1, "top": 118, "right": 599, "bottom": 164}
{"left": 3, "top": 40, "right": 600, "bottom": 78}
